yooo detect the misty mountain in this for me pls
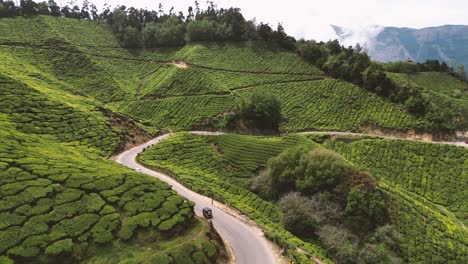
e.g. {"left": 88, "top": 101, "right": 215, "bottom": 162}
{"left": 332, "top": 25, "right": 468, "bottom": 68}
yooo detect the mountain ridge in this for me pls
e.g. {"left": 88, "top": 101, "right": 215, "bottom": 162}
{"left": 333, "top": 24, "right": 468, "bottom": 68}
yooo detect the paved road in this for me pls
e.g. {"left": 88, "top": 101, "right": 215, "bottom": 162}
{"left": 114, "top": 134, "right": 279, "bottom": 264}
{"left": 114, "top": 130, "right": 465, "bottom": 264}
{"left": 294, "top": 131, "right": 467, "bottom": 148}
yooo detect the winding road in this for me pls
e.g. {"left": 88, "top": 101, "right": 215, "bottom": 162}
{"left": 114, "top": 130, "right": 466, "bottom": 264}
{"left": 115, "top": 133, "right": 280, "bottom": 264}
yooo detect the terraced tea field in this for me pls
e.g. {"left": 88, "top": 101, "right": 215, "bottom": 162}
{"left": 174, "top": 42, "right": 323, "bottom": 74}
{"left": 0, "top": 118, "right": 221, "bottom": 262}
{"left": 0, "top": 16, "right": 433, "bottom": 134}
{"left": 1, "top": 14, "right": 465, "bottom": 264}
{"left": 388, "top": 71, "right": 468, "bottom": 127}
{"left": 139, "top": 133, "right": 468, "bottom": 263}
{"left": 137, "top": 133, "right": 331, "bottom": 263}
{"left": 236, "top": 79, "right": 423, "bottom": 131}
{"left": 325, "top": 139, "right": 468, "bottom": 263}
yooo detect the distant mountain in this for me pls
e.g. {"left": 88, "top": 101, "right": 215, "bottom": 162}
{"left": 332, "top": 25, "right": 468, "bottom": 68}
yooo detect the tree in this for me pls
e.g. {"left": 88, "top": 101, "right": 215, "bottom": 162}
{"left": 457, "top": 64, "right": 467, "bottom": 81}
{"left": 185, "top": 18, "right": 218, "bottom": 42}
{"left": 296, "top": 40, "right": 329, "bottom": 67}
{"left": 345, "top": 188, "right": 388, "bottom": 233}
{"left": 36, "top": 1, "right": 49, "bottom": 15}
{"left": 47, "top": 0, "right": 60, "bottom": 16}
{"left": 278, "top": 192, "right": 316, "bottom": 234}
{"left": 317, "top": 224, "right": 357, "bottom": 263}
{"left": 369, "top": 225, "right": 402, "bottom": 252}
{"left": 240, "top": 92, "right": 282, "bottom": 130}
{"left": 257, "top": 23, "right": 272, "bottom": 41}
{"left": 121, "top": 26, "right": 141, "bottom": 48}
{"left": 267, "top": 145, "right": 309, "bottom": 196}
{"left": 142, "top": 17, "right": 186, "bottom": 47}
{"left": 20, "top": 0, "right": 37, "bottom": 16}
{"left": 357, "top": 243, "right": 402, "bottom": 264}
{"left": 80, "top": 0, "right": 90, "bottom": 19}
{"left": 0, "top": 0, "right": 18, "bottom": 17}
{"left": 295, "top": 149, "right": 350, "bottom": 195}
{"left": 326, "top": 39, "right": 342, "bottom": 55}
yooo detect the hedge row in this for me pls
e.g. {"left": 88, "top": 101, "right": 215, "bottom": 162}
{"left": 237, "top": 79, "right": 424, "bottom": 132}
{"left": 0, "top": 75, "right": 117, "bottom": 155}
{"left": 0, "top": 119, "right": 195, "bottom": 262}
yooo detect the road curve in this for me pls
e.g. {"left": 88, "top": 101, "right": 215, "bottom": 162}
{"left": 114, "top": 134, "right": 279, "bottom": 264}
{"left": 114, "top": 130, "right": 465, "bottom": 264}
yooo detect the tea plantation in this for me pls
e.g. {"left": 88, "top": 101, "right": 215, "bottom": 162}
{"left": 325, "top": 139, "right": 467, "bottom": 262}
{"left": 137, "top": 133, "right": 331, "bottom": 263}
{"left": 0, "top": 16, "right": 223, "bottom": 263}
{"left": 138, "top": 133, "right": 467, "bottom": 263}
{"left": 388, "top": 71, "right": 468, "bottom": 127}
{"left": 0, "top": 118, "right": 221, "bottom": 262}
{"left": 0, "top": 16, "right": 433, "bottom": 133}
{"left": 1, "top": 14, "right": 466, "bottom": 264}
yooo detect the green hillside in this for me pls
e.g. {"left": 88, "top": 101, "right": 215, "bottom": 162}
{"left": 388, "top": 71, "right": 468, "bottom": 127}
{"left": 0, "top": 16, "right": 433, "bottom": 134}
{"left": 139, "top": 133, "right": 468, "bottom": 263}
{"left": 325, "top": 139, "right": 467, "bottom": 263}
{"left": 0, "top": 116, "right": 220, "bottom": 263}
{"left": 0, "top": 16, "right": 221, "bottom": 263}
{"left": 137, "top": 133, "right": 330, "bottom": 263}
{"left": 1, "top": 13, "right": 466, "bottom": 264}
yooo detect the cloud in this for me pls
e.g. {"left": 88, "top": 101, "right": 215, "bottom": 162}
{"left": 332, "top": 24, "right": 384, "bottom": 48}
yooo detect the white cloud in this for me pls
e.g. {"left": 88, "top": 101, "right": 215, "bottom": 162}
{"left": 84, "top": 0, "right": 468, "bottom": 42}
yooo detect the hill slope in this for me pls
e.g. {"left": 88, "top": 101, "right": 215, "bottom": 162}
{"left": 388, "top": 71, "right": 468, "bottom": 127}
{"left": 0, "top": 16, "right": 431, "bottom": 134}
{"left": 1, "top": 15, "right": 465, "bottom": 263}
{"left": 139, "top": 133, "right": 468, "bottom": 263}
{"left": 0, "top": 17, "right": 221, "bottom": 263}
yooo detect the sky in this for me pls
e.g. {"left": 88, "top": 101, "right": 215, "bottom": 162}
{"left": 75, "top": 0, "right": 468, "bottom": 42}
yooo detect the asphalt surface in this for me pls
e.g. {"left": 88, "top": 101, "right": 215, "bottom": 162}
{"left": 295, "top": 131, "right": 467, "bottom": 148}
{"left": 114, "top": 134, "right": 279, "bottom": 264}
{"left": 114, "top": 130, "right": 466, "bottom": 264}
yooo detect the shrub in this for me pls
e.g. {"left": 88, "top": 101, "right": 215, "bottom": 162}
{"left": 240, "top": 92, "right": 282, "bottom": 130}
{"left": 201, "top": 241, "right": 218, "bottom": 258}
{"left": 296, "top": 149, "right": 350, "bottom": 195}
{"left": 45, "top": 239, "right": 73, "bottom": 256}
{"left": 151, "top": 254, "right": 174, "bottom": 264}
{"left": 268, "top": 145, "right": 309, "bottom": 196}
{"left": 278, "top": 192, "right": 316, "bottom": 235}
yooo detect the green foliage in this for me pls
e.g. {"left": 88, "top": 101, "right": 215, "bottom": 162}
{"left": 143, "top": 17, "right": 186, "bottom": 47}
{"left": 185, "top": 18, "right": 224, "bottom": 42}
{"left": 0, "top": 74, "right": 117, "bottom": 155}
{"left": 345, "top": 189, "right": 387, "bottom": 233}
{"left": 268, "top": 146, "right": 309, "bottom": 196}
{"left": 278, "top": 192, "right": 317, "bottom": 234}
{"left": 237, "top": 79, "right": 424, "bottom": 132}
{"left": 178, "top": 42, "right": 321, "bottom": 74}
{"left": 240, "top": 92, "right": 282, "bottom": 130}
{"left": 295, "top": 149, "right": 350, "bottom": 194}
{"left": 388, "top": 71, "right": 468, "bottom": 130}
{"left": 326, "top": 139, "right": 468, "bottom": 262}
{"left": 0, "top": 117, "right": 197, "bottom": 262}
{"left": 138, "top": 133, "right": 332, "bottom": 263}
{"left": 268, "top": 146, "right": 351, "bottom": 196}
{"left": 45, "top": 239, "right": 73, "bottom": 255}
{"left": 116, "top": 95, "right": 236, "bottom": 131}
